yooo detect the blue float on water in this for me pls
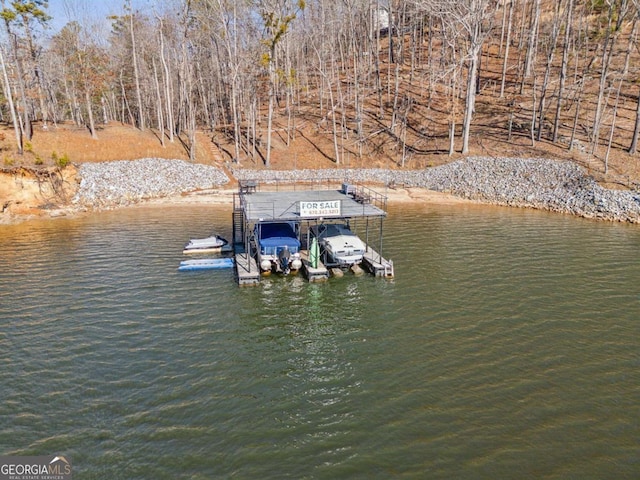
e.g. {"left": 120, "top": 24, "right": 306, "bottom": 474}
{"left": 178, "top": 258, "right": 235, "bottom": 271}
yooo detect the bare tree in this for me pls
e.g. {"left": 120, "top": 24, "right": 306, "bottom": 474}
{"left": 534, "top": 0, "right": 562, "bottom": 141}
{"left": 552, "top": 0, "right": 574, "bottom": 143}
{"left": 0, "top": 43, "right": 21, "bottom": 152}
{"left": 257, "top": 0, "right": 305, "bottom": 167}
{"left": 605, "top": 16, "right": 637, "bottom": 171}
{"left": 523, "top": 0, "right": 540, "bottom": 79}
{"left": 152, "top": 58, "right": 164, "bottom": 146}
{"left": 4, "top": 0, "right": 640, "bottom": 171}
{"left": 590, "top": 0, "right": 631, "bottom": 157}
{"left": 413, "top": 0, "right": 496, "bottom": 154}
{"left": 499, "top": 0, "right": 514, "bottom": 98}
{"left": 50, "top": 21, "right": 110, "bottom": 139}
{"left": 1, "top": 0, "right": 33, "bottom": 141}
{"left": 628, "top": 0, "right": 640, "bottom": 153}
{"left": 126, "top": 0, "right": 145, "bottom": 130}
{"left": 156, "top": 13, "right": 174, "bottom": 143}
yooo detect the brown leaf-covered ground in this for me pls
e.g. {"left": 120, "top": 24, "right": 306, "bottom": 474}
{"left": 2, "top": 108, "right": 638, "bottom": 190}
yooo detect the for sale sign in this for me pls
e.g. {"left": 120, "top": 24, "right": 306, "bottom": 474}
{"left": 299, "top": 200, "right": 341, "bottom": 218}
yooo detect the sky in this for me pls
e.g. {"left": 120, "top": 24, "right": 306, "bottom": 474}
{"left": 45, "top": 0, "right": 157, "bottom": 34}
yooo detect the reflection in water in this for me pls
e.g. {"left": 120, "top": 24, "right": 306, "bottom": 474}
{"left": 258, "top": 278, "right": 358, "bottom": 417}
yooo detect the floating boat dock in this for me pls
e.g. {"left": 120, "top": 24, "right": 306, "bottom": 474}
{"left": 232, "top": 181, "right": 394, "bottom": 285}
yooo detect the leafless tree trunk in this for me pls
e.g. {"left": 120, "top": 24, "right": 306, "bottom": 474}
{"left": 524, "top": 0, "right": 541, "bottom": 79}
{"left": 569, "top": 79, "right": 583, "bottom": 152}
{"left": 0, "top": 45, "right": 22, "bottom": 153}
{"left": 462, "top": 44, "right": 481, "bottom": 154}
{"left": 157, "top": 15, "right": 174, "bottom": 142}
{"left": 152, "top": 59, "right": 165, "bottom": 147}
{"left": 535, "top": 0, "right": 562, "bottom": 141}
{"left": 552, "top": 0, "right": 574, "bottom": 143}
{"left": 327, "top": 48, "right": 341, "bottom": 165}
{"left": 84, "top": 88, "right": 97, "bottom": 139}
{"left": 265, "top": 62, "right": 275, "bottom": 167}
{"left": 3, "top": 26, "right": 31, "bottom": 142}
{"left": 128, "top": 2, "right": 145, "bottom": 130}
{"left": 499, "top": 0, "right": 514, "bottom": 98}
{"left": 630, "top": 87, "right": 640, "bottom": 154}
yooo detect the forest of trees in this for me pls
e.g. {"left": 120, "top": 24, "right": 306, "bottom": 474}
{"left": 1, "top": 0, "right": 640, "bottom": 173}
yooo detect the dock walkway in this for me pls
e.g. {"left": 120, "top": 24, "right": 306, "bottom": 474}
{"left": 300, "top": 250, "right": 329, "bottom": 282}
{"left": 234, "top": 252, "right": 260, "bottom": 286}
{"left": 362, "top": 247, "right": 395, "bottom": 278}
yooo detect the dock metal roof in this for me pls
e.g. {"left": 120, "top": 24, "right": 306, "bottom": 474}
{"left": 241, "top": 189, "right": 386, "bottom": 223}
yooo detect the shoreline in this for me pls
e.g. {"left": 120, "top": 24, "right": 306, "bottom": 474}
{"left": 0, "top": 187, "right": 473, "bottom": 225}
{"left": 2, "top": 157, "right": 640, "bottom": 225}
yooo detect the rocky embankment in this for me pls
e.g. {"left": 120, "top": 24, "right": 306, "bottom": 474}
{"left": 19, "top": 156, "right": 640, "bottom": 224}
{"left": 231, "top": 157, "right": 640, "bottom": 223}
{"left": 73, "top": 158, "right": 230, "bottom": 207}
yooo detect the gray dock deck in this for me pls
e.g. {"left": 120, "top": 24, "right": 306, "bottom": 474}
{"left": 362, "top": 247, "right": 395, "bottom": 278}
{"left": 241, "top": 189, "right": 386, "bottom": 222}
{"left": 234, "top": 252, "right": 260, "bottom": 286}
{"left": 299, "top": 250, "right": 329, "bottom": 282}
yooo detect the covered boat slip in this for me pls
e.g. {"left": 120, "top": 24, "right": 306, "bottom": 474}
{"left": 232, "top": 182, "right": 394, "bottom": 285}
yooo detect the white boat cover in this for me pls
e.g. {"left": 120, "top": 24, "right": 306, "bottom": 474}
{"left": 184, "top": 235, "right": 228, "bottom": 250}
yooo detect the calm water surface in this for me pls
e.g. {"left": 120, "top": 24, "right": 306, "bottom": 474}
{"left": 1, "top": 203, "right": 639, "bottom": 479}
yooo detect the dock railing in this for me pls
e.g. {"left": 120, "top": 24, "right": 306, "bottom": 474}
{"left": 237, "top": 177, "right": 343, "bottom": 192}
{"left": 236, "top": 178, "right": 388, "bottom": 213}
{"left": 351, "top": 184, "right": 388, "bottom": 212}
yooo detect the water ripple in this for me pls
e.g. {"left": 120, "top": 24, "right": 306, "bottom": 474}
{"left": 1, "top": 205, "right": 639, "bottom": 478}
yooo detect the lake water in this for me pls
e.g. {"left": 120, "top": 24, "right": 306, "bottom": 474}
{"left": 1, "top": 203, "right": 639, "bottom": 479}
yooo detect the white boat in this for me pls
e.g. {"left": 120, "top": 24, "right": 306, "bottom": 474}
{"left": 309, "top": 223, "right": 366, "bottom": 267}
{"left": 183, "top": 234, "right": 229, "bottom": 254}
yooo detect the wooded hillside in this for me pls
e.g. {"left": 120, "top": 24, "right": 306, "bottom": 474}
{"left": 1, "top": 0, "right": 640, "bottom": 187}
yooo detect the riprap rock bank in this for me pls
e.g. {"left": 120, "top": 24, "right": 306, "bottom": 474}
{"left": 73, "top": 158, "right": 230, "bottom": 208}
{"left": 232, "top": 157, "right": 640, "bottom": 223}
